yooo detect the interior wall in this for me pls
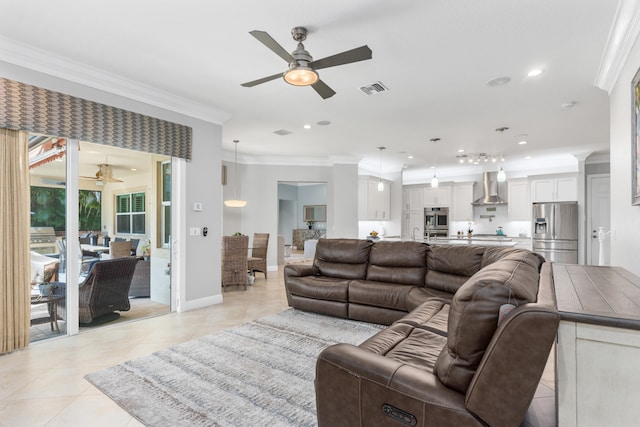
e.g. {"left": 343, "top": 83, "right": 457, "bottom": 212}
{"left": 225, "top": 163, "right": 359, "bottom": 267}
{"left": 296, "top": 184, "right": 327, "bottom": 230}
{"left": 609, "top": 34, "right": 640, "bottom": 277}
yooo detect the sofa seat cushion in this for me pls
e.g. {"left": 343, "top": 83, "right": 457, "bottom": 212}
{"left": 406, "top": 286, "right": 453, "bottom": 310}
{"left": 366, "top": 241, "right": 428, "bottom": 285}
{"left": 285, "top": 276, "right": 350, "bottom": 302}
{"left": 349, "top": 280, "right": 413, "bottom": 311}
{"left": 435, "top": 250, "right": 544, "bottom": 393}
{"left": 314, "top": 238, "right": 373, "bottom": 280}
{"left": 359, "top": 299, "right": 450, "bottom": 373}
{"left": 396, "top": 299, "right": 450, "bottom": 337}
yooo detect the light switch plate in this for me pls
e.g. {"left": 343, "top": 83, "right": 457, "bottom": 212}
{"left": 190, "top": 227, "right": 200, "bottom": 236}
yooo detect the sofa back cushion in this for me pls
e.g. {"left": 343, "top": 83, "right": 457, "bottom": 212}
{"left": 366, "top": 241, "right": 429, "bottom": 285}
{"left": 313, "top": 238, "right": 373, "bottom": 280}
{"left": 435, "top": 249, "right": 544, "bottom": 393}
{"left": 426, "top": 245, "right": 485, "bottom": 294}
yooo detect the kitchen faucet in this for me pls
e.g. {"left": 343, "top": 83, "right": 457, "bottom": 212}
{"left": 412, "top": 227, "right": 420, "bottom": 240}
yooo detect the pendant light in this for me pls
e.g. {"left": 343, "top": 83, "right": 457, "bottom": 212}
{"left": 431, "top": 171, "right": 439, "bottom": 188}
{"left": 224, "top": 140, "right": 247, "bottom": 208}
{"left": 495, "top": 127, "right": 508, "bottom": 183}
{"left": 377, "top": 146, "right": 386, "bottom": 191}
{"left": 430, "top": 138, "right": 439, "bottom": 188}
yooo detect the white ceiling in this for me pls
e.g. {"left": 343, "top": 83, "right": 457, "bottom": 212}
{"left": 0, "top": 0, "right": 619, "bottom": 179}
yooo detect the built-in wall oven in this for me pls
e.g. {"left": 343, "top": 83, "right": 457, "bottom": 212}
{"left": 424, "top": 207, "right": 449, "bottom": 238}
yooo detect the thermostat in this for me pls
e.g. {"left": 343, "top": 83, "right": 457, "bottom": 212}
{"left": 193, "top": 202, "right": 203, "bottom": 212}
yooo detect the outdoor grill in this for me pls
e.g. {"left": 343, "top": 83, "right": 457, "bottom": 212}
{"left": 30, "top": 226, "right": 58, "bottom": 256}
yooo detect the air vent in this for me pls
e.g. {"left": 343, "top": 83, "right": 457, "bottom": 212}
{"left": 360, "top": 81, "right": 389, "bottom": 95}
{"left": 273, "top": 129, "right": 293, "bottom": 136}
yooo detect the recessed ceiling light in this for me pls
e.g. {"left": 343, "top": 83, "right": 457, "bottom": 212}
{"left": 457, "top": 149, "right": 465, "bottom": 153}
{"left": 518, "top": 140, "right": 527, "bottom": 145}
{"left": 527, "top": 69, "right": 543, "bottom": 77}
{"left": 407, "top": 155, "right": 414, "bottom": 159}
{"left": 487, "top": 76, "right": 511, "bottom": 87}
{"left": 525, "top": 156, "right": 532, "bottom": 160}
{"left": 303, "top": 124, "right": 311, "bottom": 129}
{"left": 561, "top": 101, "right": 577, "bottom": 109}
{"left": 130, "top": 168, "right": 137, "bottom": 171}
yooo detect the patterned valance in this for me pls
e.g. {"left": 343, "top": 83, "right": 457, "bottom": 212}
{"left": 0, "top": 77, "right": 192, "bottom": 160}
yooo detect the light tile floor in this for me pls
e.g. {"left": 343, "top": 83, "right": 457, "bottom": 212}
{"left": 1, "top": 266, "right": 555, "bottom": 426}
{"left": 1, "top": 269, "right": 289, "bottom": 427}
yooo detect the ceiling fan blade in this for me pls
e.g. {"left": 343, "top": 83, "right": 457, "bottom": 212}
{"left": 310, "top": 45, "right": 372, "bottom": 70}
{"left": 311, "top": 80, "right": 336, "bottom": 99}
{"left": 241, "top": 72, "right": 283, "bottom": 87}
{"left": 249, "top": 30, "right": 294, "bottom": 63}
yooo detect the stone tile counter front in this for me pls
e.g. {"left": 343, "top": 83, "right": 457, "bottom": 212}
{"left": 553, "top": 264, "right": 640, "bottom": 427}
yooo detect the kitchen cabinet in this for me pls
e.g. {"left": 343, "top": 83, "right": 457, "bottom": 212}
{"left": 358, "top": 176, "right": 391, "bottom": 220}
{"left": 423, "top": 184, "right": 451, "bottom": 207}
{"left": 451, "top": 182, "right": 475, "bottom": 221}
{"left": 401, "top": 211, "right": 424, "bottom": 240}
{"left": 403, "top": 186, "right": 424, "bottom": 211}
{"left": 507, "top": 178, "right": 530, "bottom": 220}
{"left": 530, "top": 174, "right": 577, "bottom": 202}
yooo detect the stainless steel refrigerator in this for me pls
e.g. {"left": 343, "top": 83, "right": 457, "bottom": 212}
{"left": 532, "top": 201, "right": 578, "bottom": 264}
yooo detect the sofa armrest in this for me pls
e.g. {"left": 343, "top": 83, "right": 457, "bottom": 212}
{"left": 283, "top": 264, "right": 318, "bottom": 279}
{"left": 317, "top": 343, "right": 474, "bottom": 427}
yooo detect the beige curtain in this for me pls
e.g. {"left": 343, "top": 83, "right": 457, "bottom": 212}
{"left": 0, "top": 128, "right": 31, "bottom": 353}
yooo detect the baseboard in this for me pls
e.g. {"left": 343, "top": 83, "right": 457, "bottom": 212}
{"left": 268, "top": 264, "right": 278, "bottom": 272}
{"left": 180, "top": 294, "right": 223, "bottom": 312}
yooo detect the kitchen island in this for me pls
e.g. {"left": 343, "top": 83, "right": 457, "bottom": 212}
{"left": 371, "top": 236, "right": 518, "bottom": 247}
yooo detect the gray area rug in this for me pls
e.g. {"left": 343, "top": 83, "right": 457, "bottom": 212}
{"left": 85, "top": 309, "right": 384, "bottom": 427}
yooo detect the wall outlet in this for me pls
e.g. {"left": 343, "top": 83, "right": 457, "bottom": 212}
{"left": 190, "top": 227, "right": 200, "bottom": 236}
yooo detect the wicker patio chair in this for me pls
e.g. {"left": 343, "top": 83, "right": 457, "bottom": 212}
{"left": 222, "top": 235, "right": 249, "bottom": 291}
{"left": 109, "top": 240, "right": 133, "bottom": 258}
{"left": 247, "top": 233, "right": 269, "bottom": 279}
{"left": 56, "top": 257, "right": 137, "bottom": 324}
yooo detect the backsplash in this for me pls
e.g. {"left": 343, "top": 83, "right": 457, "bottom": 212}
{"left": 451, "top": 205, "right": 531, "bottom": 237}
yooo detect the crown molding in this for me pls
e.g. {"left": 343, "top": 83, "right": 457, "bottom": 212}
{"left": 594, "top": 0, "right": 640, "bottom": 94}
{"left": 221, "top": 152, "right": 359, "bottom": 166}
{"left": 0, "top": 35, "right": 230, "bottom": 124}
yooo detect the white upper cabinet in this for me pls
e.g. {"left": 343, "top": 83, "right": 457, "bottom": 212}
{"left": 403, "top": 186, "right": 423, "bottom": 211}
{"left": 359, "top": 176, "right": 391, "bottom": 220}
{"left": 423, "top": 184, "right": 451, "bottom": 207}
{"left": 508, "top": 178, "right": 530, "bottom": 220}
{"left": 530, "top": 174, "right": 577, "bottom": 202}
{"left": 452, "top": 182, "right": 475, "bottom": 221}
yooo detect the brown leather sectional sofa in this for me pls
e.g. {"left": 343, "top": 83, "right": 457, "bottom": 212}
{"left": 283, "top": 238, "right": 559, "bottom": 427}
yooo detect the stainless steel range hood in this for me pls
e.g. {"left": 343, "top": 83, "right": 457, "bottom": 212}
{"left": 472, "top": 171, "right": 507, "bottom": 205}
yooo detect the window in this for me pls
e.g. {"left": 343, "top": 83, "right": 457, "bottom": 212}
{"left": 116, "top": 192, "right": 145, "bottom": 234}
{"left": 160, "top": 161, "right": 171, "bottom": 247}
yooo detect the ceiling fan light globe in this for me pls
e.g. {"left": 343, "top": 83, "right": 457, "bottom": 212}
{"left": 284, "top": 66, "right": 318, "bottom": 86}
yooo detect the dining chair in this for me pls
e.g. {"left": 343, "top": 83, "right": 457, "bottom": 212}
{"left": 109, "top": 240, "right": 133, "bottom": 258}
{"left": 248, "top": 233, "right": 269, "bottom": 279}
{"left": 221, "top": 235, "right": 249, "bottom": 291}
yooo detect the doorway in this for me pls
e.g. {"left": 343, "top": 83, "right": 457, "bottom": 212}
{"left": 28, "top": 137, "right": 171, "bottom": 341}
{"left": 586, "top": 174, "right": 611, "bottom": 265}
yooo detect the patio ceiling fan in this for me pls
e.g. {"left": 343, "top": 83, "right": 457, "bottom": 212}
{"left": 81, "top": 163, "right": 123, "bottom": 184}
{"left": 241, "top": 26, "right": 372, "bottom": 99}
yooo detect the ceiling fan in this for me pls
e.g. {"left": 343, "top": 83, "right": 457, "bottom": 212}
{"left": 81, "top": 164, "right": 123, "bottom": 184}
{"left": 241, "top": 27, "right": 372, "bottom": 99}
